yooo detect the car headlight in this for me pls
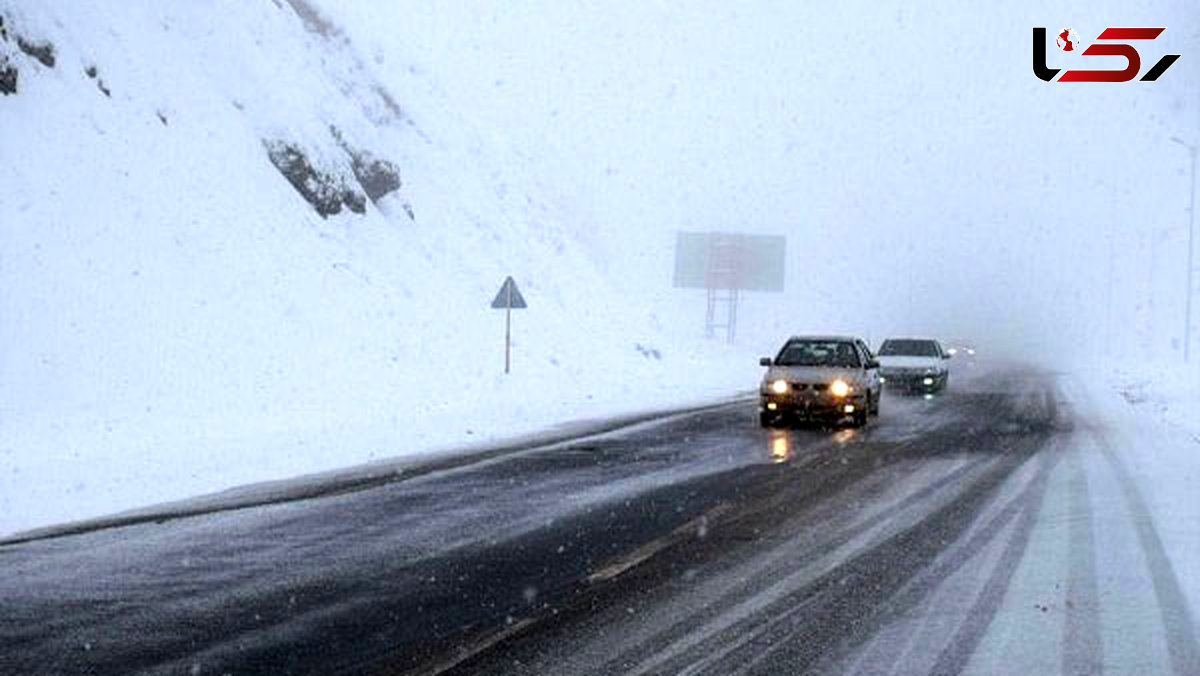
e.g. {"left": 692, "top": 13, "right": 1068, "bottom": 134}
{"left": 771, "top": 379, "right": 789, "bottom": 394}
{"left": 830, "top": 379, "right": 850, "bottom": 397}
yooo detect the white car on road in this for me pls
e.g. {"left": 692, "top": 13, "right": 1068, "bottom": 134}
{"left": 877, "top": 338, "right": 950, "bottom": 394}
{"left": 759, "top": 335, "right": 882, "bottom": 427}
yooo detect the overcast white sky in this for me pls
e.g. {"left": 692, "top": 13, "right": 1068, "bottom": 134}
{"left": 329, "top": 1, "right": 1200, "bottom": 359}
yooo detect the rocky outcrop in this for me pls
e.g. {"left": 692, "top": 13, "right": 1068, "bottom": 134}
{"left": 265, "top": 140, "right": 367, "bottom": 218}
{"left": 0, "top": 15, "right": 15, "bottom": 95}
{"left": 84, "top": 64, "right": 111, "bottom": 97}
{"left": 0, "top": 56, "right": 15, "bottom": 95}
{"left": 329, "top": 126, "right": 402, "bottom": 206}
{"left": 350, "top": 152, "right": 401, "bottom": 204}
{"left": 1, "top": 14, "right": 60, "bottom": 95}
{"left": 16, "top": 35, "right": 53, "bottom": 68}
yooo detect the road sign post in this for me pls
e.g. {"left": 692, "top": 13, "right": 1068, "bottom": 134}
{"left": 490, "top": 276, "right": 527, "bottom": 373}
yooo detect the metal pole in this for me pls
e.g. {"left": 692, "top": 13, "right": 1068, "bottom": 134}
{"left": 1105, "top": 208, "right": 1115, "bottom": 357}
{"left": 1149, "top": 228, "right": 1157, "bottom": 349}
{"left": 1185, "top": 146, "right": 1195, "bottom": 363}
{"left": 728, "top": 287, "right": 738, "bottom": 344}
{"left": 505, "top": 284, "right": 512, "bottom": 374}
{"left": 1173, "top": 137, "right": 1197, "bottom": 363}
{"left": 705, "top": 286, "right": 715, "bottom": 338}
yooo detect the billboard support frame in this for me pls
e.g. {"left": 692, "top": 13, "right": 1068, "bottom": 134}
{"left": 674, "top": 231, "right": 784, "bottom": 344}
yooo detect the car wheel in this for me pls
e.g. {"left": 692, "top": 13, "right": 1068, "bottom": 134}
{"left": 869, "top": 391, "right": 880, "bottom": 416}
{"left": 759, "top": 411, "right": 773, "bottom": 428}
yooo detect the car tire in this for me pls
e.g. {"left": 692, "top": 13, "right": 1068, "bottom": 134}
{"left": 870, "top": 391, "right": 880, "bottom": 416}
{"left": 759, "top": 411, "right": 773, "bottom": 428}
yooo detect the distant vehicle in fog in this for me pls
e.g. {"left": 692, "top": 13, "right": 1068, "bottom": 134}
{"left": 758, "top": 335, "right": 882, "bottom": 428}
{"left": 877, "top": 338, "right": 950, "bottom": 394}
{"left": 944, "top": 341, "right": 977, "bottom": 358}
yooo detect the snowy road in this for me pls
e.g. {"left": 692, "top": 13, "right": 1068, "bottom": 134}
{"left": 1, "top": 364, "right": 1197, "bottom": 675}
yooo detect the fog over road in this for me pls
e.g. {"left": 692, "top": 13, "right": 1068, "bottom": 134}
{"left": 1, "top": 362, "right": 1196, "bottom": 676}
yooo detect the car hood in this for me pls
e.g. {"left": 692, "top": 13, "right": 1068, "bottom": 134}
{"left": 878, "top": 355, "right": 943, "bottom": 370}
{"left": 763, "top": 365, "right": 863, "bottom": 383}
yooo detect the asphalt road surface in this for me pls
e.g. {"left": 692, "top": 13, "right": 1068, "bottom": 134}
{"left": 2, "top": 363, "right": 1197, "bottom": 675}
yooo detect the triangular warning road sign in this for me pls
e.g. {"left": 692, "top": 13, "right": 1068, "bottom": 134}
{"left": 490, "top": 276, "right": 527, "bottom": 309}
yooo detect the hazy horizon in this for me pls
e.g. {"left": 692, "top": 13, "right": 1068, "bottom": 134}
{"left": 330, "top": 0, "right": 1200, "bottom": 361}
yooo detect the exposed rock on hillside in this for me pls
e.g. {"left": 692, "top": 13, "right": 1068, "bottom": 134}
{"left": 265, "top": 140, "right": 367, "bottom": 218}
{"left": 1, "top": 15, "right": 16, "bottom": 94}
{"left": 330, "top": 127, "right": 402, "bottom": 205}
{"left": 83, "top": 64, "right": 111, "bottom": 97}
{"left": 0, "top": 56, "right": 15, "bottom": 95}
{"left": 2, "top": 14, "right": 61, "bottom": 94}
{"left": 350, "top": 151, "right": 401, "bottom": 204}
{"left": 16, "top": 35, "right": 53, "bottom": 68}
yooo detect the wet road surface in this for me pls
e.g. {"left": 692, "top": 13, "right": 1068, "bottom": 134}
{"left": 1, "top": 364, "right": 1196, "bottom": 675}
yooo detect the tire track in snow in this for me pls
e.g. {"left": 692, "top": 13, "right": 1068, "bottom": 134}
{"left": 1087, "top": 424, "right": 1200, "bottom": 676}
{"left": 716, "top": 435, "right": 1053, "bottom": 675}
{"left": 618, "top": 453, "right": 1004, "bottom": 676}
{"left": 894, "top": 437, "right": 1060, "bottom": 676}
{"left": 818, "top": 380, "right": 1066, "bottom": 676}
{"left": 597, "top": 395, "right": 1024, "bottom": 676}
{"left": 1061, "top": 437, "right": 1103, "bottom": 676}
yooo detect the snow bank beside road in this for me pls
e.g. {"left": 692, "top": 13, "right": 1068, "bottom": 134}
{"left": 1093, "top": 366, "right": 1200, "bottom": 621}
{"left": 1108, "top": 366, "right": 1200, "bottom": 444}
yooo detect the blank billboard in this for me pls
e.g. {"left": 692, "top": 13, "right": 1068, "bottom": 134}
{"left": 673, "top": 232, "right": 786, "bottom": 291}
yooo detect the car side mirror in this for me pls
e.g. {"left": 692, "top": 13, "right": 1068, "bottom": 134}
{"left": 942, "top": 353, "right": 952, "bottom": 360}
{"left": 759, "top": 357, "right": 772, "bottom": 366}
{"left": 867, "top": 359, "right": 880, "bottom": 369}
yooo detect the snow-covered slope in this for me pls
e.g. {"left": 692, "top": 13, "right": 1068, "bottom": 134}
{"left": 0, "top": 1, "right": 754, "bottom": 535}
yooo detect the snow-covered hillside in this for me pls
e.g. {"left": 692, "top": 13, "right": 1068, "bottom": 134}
{"left": 0, "top": 0, "right": 754, "bottom": 535}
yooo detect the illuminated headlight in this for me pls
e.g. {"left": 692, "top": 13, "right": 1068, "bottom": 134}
{"left": 771, "top": 379, "right": 789, "bottom": 394}
{"left": 879, "top": 376, "right": 887, "bottom": 383}
{"left": 830, "top": 379, "right": 851, "bottom": 397}
{"left": 923, "top": 377, "right": 934, "bottom": 386}
{"left": 843, "top": 404, "right": 855, "bottom": 414}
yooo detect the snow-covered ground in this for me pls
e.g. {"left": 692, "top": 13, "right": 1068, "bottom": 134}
{"left": 0, "top": 1, "right": 769, "bottom": 536}
{"left": 1108, "top": 365, "right": 1200, "bottom": 444}
{"left": 1085, "top": 366, "right": 1200, "bottom": 633}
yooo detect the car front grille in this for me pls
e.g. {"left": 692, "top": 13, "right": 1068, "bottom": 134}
{"left": 882, "top": 368, "right": 927, "bottom": 376}
{"left": 783, "top": 382, "right": 829, "bottom": 392}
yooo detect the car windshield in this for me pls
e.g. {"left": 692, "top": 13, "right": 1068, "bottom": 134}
{"left": 878, "top": 340, "right": 940, "bottom": 357}
{"left": 775, "top": 340, "right": 860, "bottom": 367}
